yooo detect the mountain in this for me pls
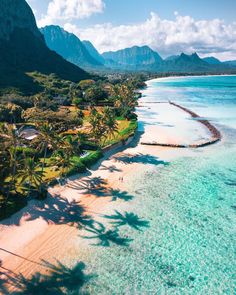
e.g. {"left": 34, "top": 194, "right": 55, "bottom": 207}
{"left": 163, "top": 53, "right": 209, "bottom": 72}
{"left": 82, "top": 40, "right": 105, "bottom": 65}
{"left": 102, "top": 45, "right": 163, "bottom": 70}
{"left": 156, "top": 53, "right": 234, "bottom": 73}
{"left": 0, "top": 0, "right": 90, "bottom": 95}
{"left": 101, "top": 47, "right": 233, "bottom": 73}
{"left": 223, "top": 60, "right": 236, "bottom": 67}
{"left": 41, "top": 26, "right": 103, "bottom": 69}
{"left": 165, "top": 55, "right": 179, "bottom": 61}
{"left": 202, "top": 56, "right": 221, "bottom": 64}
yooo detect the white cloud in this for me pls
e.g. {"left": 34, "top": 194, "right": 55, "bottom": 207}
{"left": 38, "top": 0, "right": 105, "bottom": 27}
{"left": 64, "top": 13, "right": 236, "bottom": 61}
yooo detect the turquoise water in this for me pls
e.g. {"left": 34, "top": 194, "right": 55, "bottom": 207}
{"left": 84, "top": 76, "right": 236, "bottom": 294}
{"left": 143, "top": 75, "right": 236, "bottom": 129}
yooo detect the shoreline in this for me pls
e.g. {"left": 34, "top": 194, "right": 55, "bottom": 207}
{"left": 0, "top": 111, "right": 203, "bottom": 287}
{"left": 146, "top": 73, "right": 236, "bottom": 84}
{"left": 0, "top": 77, "right": 226, "bottom": 292}
{"left": 140, "top": 101, "right": 221, "bottom": 148}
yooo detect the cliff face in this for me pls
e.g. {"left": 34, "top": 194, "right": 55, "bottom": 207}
{"left": 0, "top": 0, "right": 90, "bottom": 94}
{"left": 82, "top": 40, "right": 105, "bottom": 65}
{"left": 0, "top": 0, "right": 41, "bottom": 40}
{"left": 102, "top": 46, "right": 163, "bottom": 68}
{"left": 41, "top": 26, "right": 103, "bottom": 68}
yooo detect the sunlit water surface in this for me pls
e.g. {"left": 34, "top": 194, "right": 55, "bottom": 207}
{"left": 83, "top": 76, "right": 236, "bottom": 294}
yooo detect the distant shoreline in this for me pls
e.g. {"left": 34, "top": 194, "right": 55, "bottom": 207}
{"left": 146, "top": 73, "right": 236, "bottom": 84}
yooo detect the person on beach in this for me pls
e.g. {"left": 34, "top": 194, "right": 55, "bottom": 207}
{"left": 119, "top": 176, "right": 124, "bottom": 182}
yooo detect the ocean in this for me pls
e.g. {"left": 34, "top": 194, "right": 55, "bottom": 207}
{"left": 84, "top": 75, "right": 236, "bottom": 294}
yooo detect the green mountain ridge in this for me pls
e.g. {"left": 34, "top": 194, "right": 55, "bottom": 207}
{"left": 102, "top": 45, "right": 163, "bottom": 70}
{"left": 41, "top": 26, "right": 104, "bottom": 69}
{"left": 82, "top": 40, "right": 105, "bottom": 65}
{"left": 0, "top": 0, "right": 90, "bottom": 95}
{"left": 102, "top": 48, "right": 236, "bottom": 73}
{"left": 202, "top": 56, "right": 221, "bottom": 64}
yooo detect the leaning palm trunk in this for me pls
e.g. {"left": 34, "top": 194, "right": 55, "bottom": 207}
{"left": 41, "top": 143, "right": 48, "bottom": 173}
{"left": 5, "top": 145, "right": 17, "bottom": 207}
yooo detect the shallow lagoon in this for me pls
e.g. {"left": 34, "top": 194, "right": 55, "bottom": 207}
{"left": 83, "top": 76, "right": 236, "bottom": 294}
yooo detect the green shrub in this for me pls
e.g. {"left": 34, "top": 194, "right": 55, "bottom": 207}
{"left": 81, "top": 150, "right": 103, "bottom": 168}
{"left": 81, "top": 141, "right": 99, "bottom": 151}
{"left": 66, "top": 157, "right": 87, "bottom": 176}
{"left": 72, "top": 97, "right": 83, "bottom": 107}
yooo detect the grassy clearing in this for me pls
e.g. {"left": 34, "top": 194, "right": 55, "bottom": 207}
{"left": 102, "top": 119, "right": 138, "bottom": 147}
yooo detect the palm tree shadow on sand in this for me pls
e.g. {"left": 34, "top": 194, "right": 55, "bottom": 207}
{"left": 102, "top": 210, "right": 150, "bottom": 231}
{"left": 112, "top": 153, "right": 169, "bottom": 166}
{"left": 99, "top": 164, "right": 122, "bottom": 173}
{"left": 67, "top": 177, "right": 108, "bottom": 197}
{"left": 0, "top": 259, "right": 93, "bottom": 294}
{"left": 1, "top": 195, "right": 94, "bottom": 229}
{"left": 66, "top": 177, "right": 134, "bottom": 202}
{"left": 80, "top": 223, "right": 133, "bottom": 247}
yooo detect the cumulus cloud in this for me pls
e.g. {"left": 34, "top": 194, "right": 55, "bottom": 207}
{"left": 38, "top": 0, "right": 105, "bottom": 27}
{"left": 64, "top": 13, "right": 236, "bottom": 61}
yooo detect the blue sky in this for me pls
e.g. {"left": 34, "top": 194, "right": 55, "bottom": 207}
{"left": 27, "top": 0, "right": 236, "bottom": 60}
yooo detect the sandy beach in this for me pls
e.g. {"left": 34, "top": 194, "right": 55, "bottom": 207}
{"left": 0, "top": 101, "right": 217, "bottom": 292}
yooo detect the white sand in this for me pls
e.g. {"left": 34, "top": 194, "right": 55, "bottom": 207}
{"left": 138, "top": 103, "right": 212, "bottom": 146}
{"left": 0, "top": 103, "right": 215, "bottom": 285}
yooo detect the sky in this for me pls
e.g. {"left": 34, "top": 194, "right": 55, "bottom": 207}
{"left": 26, "top": 0, "right": 236, "bottom": 61}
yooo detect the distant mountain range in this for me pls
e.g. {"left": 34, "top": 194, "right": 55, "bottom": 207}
{"left": 41, "top": 26, "right": 104, "bottom": 69}
{"left": 223, "top": 60, "right": 236, "bottom": 67}
{"left": 102, "top": 49, "right": 236, "bottom": 73}
{"left": 158, "top": 52, "right": 225, "bottom": 73}
{"left": 38, "top": 22, "right": 236, "bottom": 75}
{"left": 82, "top": 40, "right": 105, "bottom": 65}
{"left": 39, "top": 25, "right": 236, "bottom": 74}
{"left": 0, "top": 0, "right": 90, "bottom": 95}
{"left": 102, "top": 46, "right": 163, "bottom": 70}
{"left": 202, "top": 57, "right": 221, "bottom": 64}
{"left": 0, "top": 0, "right": 235, "bottom": 96}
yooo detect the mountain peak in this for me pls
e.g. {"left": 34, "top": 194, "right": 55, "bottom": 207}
{"left": 0, "top": 0, "right": 90, "bottom": 94}
{"left": 203, "top": 56, "right": 221, "bottom": 64}
{"left": 0, "top": 0, "right": 41, "bottom": 40}
{"left": 102, "top": 45, "right": 163, "bottom": 68}
{"left": 192, "top": 52, "right": 199, "bottom": 57}
{"left": 82, "top": 40, "right": 105, "bottom": 65}
{"left": 41, "top": 25, "right": 103, "bottom": 68}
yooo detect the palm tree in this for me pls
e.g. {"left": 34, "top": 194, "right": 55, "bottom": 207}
{"left": 0, "top": 123, "right": 19, "bottom": 196}
{"left": 59, "top": 134, "right": 81, "bottom": 157}
{"left": 89, "top": 108, "right": 106, "bottom": 145}
{"left": 111, "top": 84, "right": 137, "bottom": 118}
{"left": 0, "top": 141, "right": 10, "bottom": 210}
{"left": 50, "top": 150, "right": 73, "bottom": 178}
{"left": 102, "top": 107, "right": 118, "bottom": 142}
{"left": 36, "top": 122, "right": 57, "bottom": 174}
{"left": 18, "top": 157, "right": 44, "bottom": 197}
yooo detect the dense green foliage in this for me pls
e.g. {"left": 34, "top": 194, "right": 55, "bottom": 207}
{"left": 0, "top": 73, "right": 142, "bottom": 220}
{"left": 0, "top": 29, "right": 91, "bottom": 95}
{"left": 0, "top": 103, "right": 23, "bottom": 123}
{"left": 0, "top": 0, "right": 144, "bottom": 220}
{"left": 80, "top": 150, "right": 103, "bottom": 168}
